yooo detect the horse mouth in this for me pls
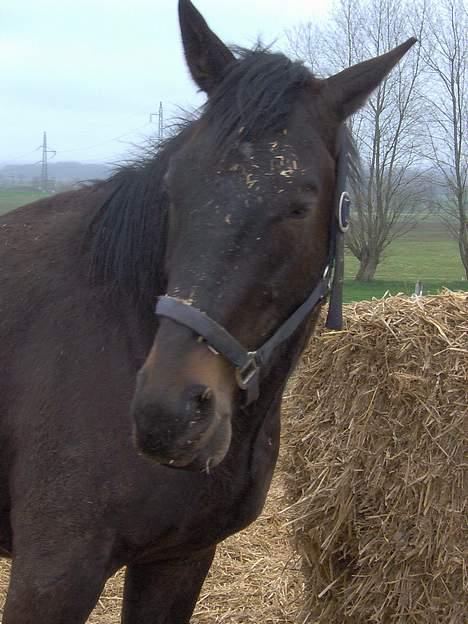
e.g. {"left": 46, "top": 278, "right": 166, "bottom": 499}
{"left": 136, "top": 445, "right": 226, "bottom": 474}
{"left": 156, "top": 455, "right": 216, "bottom": 473}
{"left": 133, "top": 409, "right": 232, "bottom": 473}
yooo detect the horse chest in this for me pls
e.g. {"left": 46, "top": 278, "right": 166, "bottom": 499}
{"left": 128, "top": 413, "right": 281, "bottom": 562}
{"left": 193, "top": 409, "right": 281, "bottom": 539}
{"left": 210, "top": 433, "right": 279, "bottom": 538}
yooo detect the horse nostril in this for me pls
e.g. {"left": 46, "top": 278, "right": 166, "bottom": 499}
{"left": 200, "top": 387, "right": 213, "bottom": 402}
{"left": 186, "top": 385, "right": 214, "bottom": 421}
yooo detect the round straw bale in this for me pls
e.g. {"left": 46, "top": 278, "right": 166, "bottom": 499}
{"left": 283, "top": 291, "right": 467, "bottom": 623}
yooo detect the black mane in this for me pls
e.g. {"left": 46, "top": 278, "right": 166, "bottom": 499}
{"left": 86, "top": 48, "right": 316, "bottom": 308}
{"left": 205, "top": 48, "right": 314, "bottom": 152}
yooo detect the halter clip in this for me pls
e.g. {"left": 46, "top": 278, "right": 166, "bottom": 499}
{"left": 235, "top": 353, "right": 259, "bottom": 390}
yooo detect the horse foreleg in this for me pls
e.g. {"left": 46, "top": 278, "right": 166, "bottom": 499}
{"left": 2, "top": 538, "right": 112, "bottom": 624}
{"left": 121, "top": 547, "right": 216, "bottom": 624}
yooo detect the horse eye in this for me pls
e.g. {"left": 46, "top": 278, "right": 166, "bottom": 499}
{"left": 288, "top": 203, "right": 310, "bottom": 219}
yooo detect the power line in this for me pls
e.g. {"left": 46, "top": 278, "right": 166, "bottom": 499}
{"left": 3, "top": 118, "right": 155, "bottom": 164}
{"left": 3, "top": 147, "right": 41, "bottom": 162}
{"left": 55, "top": 122, "right": 152, "bottom": 156}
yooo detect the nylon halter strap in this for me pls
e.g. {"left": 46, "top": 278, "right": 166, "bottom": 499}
{"left": 155, "top": 132, "right": 351, "bottom": 405}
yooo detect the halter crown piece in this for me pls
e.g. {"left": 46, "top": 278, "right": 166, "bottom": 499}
{"left": 155, "top": 131, "right": 351, "bottom": 405}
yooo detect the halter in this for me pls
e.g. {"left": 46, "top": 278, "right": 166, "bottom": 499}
{"left": 155, "top": 132, "right": 351, "bottom": 405}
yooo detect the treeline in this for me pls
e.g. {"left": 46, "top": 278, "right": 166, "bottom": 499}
{"left": 286, "top": 0, "right": 467, "bottom": 281}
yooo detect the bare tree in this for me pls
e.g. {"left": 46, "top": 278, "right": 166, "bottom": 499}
{"left": 287, "top": 0, "right": 427, "bottom": 281}
{"left": 422, "top": 0, "right": 467, "bottom": 279}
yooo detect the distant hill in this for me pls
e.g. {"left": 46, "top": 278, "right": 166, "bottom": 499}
{"left": 0, "top": 161, "right": 114, "bottom": 185}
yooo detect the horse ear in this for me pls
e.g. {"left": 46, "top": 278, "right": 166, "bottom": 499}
{"left": 178, "top": 0, "right": 235, "bottom": 95}
{"left": 325, "top": 38, "right": 417, "bottom": 119}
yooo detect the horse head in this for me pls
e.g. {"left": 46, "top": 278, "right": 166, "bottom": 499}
{"left": 131, "top": 0, "right": 416, "bottom": 471}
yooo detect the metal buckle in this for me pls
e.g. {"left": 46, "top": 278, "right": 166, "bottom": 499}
{"left": 338, "top": 191, "right": 351, "bottom": 233}
{"left": 235, "top": 353, "right": 259, "bottom": 390}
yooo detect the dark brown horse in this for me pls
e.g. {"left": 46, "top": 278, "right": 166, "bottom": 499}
{"left": 0, "top": 2, "right": 415, "bottom": 621}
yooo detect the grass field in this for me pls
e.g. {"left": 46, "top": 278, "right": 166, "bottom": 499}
{"left": 342, "top": 279, "right": 467, "bottom": 302}
{"left": 1, "top": 189, "right": 467, "bottom": 301}
{"left": 0, "top": 189, "right": 49, "bottom": 216}
{"left": 343, "top": 217, "right": 467, "bottom": 300}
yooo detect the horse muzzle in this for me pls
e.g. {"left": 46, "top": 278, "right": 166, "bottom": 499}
{"left": 132, "top": 382, "right": 232, "bottom": 471}
{"left": 131, "top": 320, "right": 236, "bottom": 471}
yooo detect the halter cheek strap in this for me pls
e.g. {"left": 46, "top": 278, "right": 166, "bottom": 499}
{"left": 156, "top": 272, "right": 331, "bottom": 404}
{"left": 325, "top": 134, "right": 351, "bottom": 330}
{"left": 155, "top": 131, "right": 351, "bottom": 405}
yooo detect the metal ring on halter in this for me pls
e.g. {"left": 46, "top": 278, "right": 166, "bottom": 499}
{"left": 338, "top": 191, "right": 351, "bottom": 233}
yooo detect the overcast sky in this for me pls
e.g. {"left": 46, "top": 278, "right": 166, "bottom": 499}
{"left": 1, "top": 0, "right": 331, "bottom": 164}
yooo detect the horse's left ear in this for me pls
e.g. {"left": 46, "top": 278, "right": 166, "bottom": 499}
{"left": 178, "top": 0, "right": 235, "bottom": 95}
{"left": 325, "top": 38, "right": 417, "bottom": 119}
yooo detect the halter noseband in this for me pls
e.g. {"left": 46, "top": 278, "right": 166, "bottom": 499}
{"left": 155, "top": 133, "right": 350, "bottom": 405}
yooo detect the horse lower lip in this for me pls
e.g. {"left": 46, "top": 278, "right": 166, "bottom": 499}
{"left": 137, "top": 436, "right": 201, "bottom": 467}
{"left": 165, "top": 457, "right": 192, "bottom": 468}
{"left": 138, "top": 441, "right": 211, "bottom": 471}
{"left": 159, "top": 455, "right": 209, "bottom": 472}
{"left": 142, "top": 449, "right": 195, "bottom": 468}
{"left": 166, "top": 459, "right": 199, "bottom": 470}
{"left": 140, "top": 445, "right": 194, "bottom": 468}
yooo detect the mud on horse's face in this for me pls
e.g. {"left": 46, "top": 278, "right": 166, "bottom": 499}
{"left": 131, "top": 0, "right": 417, "bottom": 471}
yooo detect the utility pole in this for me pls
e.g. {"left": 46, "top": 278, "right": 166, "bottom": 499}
{"left": 150, "top": 102, "right": 164, "bottom": 142}
{"left": 38, "top": 131, "right": 56, "bottom": 193}
{"left": 158, "top": 101, "right": 164, "bottom": 142}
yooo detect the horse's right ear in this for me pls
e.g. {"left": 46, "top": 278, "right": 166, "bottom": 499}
{"left": 325, "top": 38, "right": 417, "bottom": 120}
{"left": 178, "top": 0, "right": 235, "bottom": 95}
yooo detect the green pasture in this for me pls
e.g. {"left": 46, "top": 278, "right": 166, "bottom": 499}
{"left": 343, "top": 218, "right": 467, "bottom": 300}
{"left": 0, "top": 189, "right": 49, "bottom": 216}
{"left": 1, "top": 189, "right": 466, "bottom": 301}
{"left": 343, "top": 279, "right": 467, "bottom": 303}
